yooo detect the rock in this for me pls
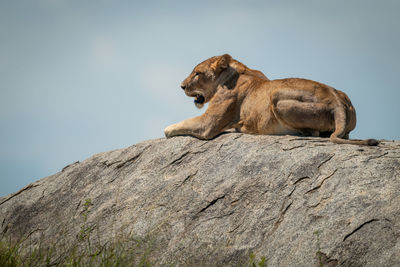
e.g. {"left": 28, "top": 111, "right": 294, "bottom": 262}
{"left": 1, "top": 134, "right": 400, "bottom": 266}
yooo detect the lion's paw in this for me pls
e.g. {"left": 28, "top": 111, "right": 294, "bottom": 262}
{"left": 164, "top": 125, "right": 175, "bottom": 138}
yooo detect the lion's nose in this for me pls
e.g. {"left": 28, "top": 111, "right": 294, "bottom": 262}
{"left": 181, "top": 84, "right": 186, "bottom": 90}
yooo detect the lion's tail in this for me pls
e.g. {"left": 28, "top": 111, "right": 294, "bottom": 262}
{"left": 330, "top": 107, "right": 378, "bottom": 146}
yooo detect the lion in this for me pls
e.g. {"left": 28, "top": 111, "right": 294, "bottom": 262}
{"left": 164, "top": 54, "right": 378, "bottom": 146}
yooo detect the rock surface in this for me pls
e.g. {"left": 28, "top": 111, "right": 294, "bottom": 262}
{"left": 1, "top": 134, "right": 400, "bottom": 266}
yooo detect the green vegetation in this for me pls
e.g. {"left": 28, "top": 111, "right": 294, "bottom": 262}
{"left": 1, "top": 239, "right": 270, "bottom": 267}
{"left": 0, "top": 240, "right": 19, "bottom": 267}
{"left": 1, "top": 240, "right": 269, "bottom": 267}
{"left": 0, "top": 238, "right": 151, "bottom": 267}
{"left": 0, "top": 198, "right": 151, "bottom": 267}
{"left": 314, "top": 230, "right": 324, "bottom": 267}
{"left": 1, "top": 198, "right": 267, "bottom": 266}
{"left": 78, "top": 199, "right": 95, "bottom": 242}
{"left": 248, "top": 252, "right": 267, "bottom": 267}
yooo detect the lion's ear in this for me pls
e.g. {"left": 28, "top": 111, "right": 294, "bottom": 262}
{"left": 213, "top": 54, "right": 232, "bottom": 71}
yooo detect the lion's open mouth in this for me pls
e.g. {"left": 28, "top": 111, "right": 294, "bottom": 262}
{"left": 194, "top": 95, "right": 205, "bottom": 104}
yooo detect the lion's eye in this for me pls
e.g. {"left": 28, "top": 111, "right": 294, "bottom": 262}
{"left": 195, "top": 72, "right": 200, "bottom": 76}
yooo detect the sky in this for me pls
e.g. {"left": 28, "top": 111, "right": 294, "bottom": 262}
{"left": 1, "top": 0, "right": 399, "bottom": 197}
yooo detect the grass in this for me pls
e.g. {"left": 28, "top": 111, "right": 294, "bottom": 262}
{"left": 0, "top": 237, "right": 152, "bottom": 267}
{"left": 314, "top": 230, "right": 324, "bottom": 267}
{"left": 0, "top": 198, "right": 152, "bottom": 267}
{"left": 0, "top": 239, "right": 271, "bottom": 267}
{"left": 248, "top": 252, "right": 267, "bottom": 267}
{"left": 1, "top": 240, "right": 268, "bottom": 267}
{"left": 1, "top": 198, "right": 268, "bottom": 266}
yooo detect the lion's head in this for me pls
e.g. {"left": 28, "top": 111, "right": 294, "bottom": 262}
{"left": 180, "top": 54, "right": 233, "bottom": 108}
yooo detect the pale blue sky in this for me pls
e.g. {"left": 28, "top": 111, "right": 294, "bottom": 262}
{"left": 1, "top": 0, "right": 399, "bottom": 196}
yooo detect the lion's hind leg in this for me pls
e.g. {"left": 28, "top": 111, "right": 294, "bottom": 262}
{"left": 272, "top": 99, "right": 334, "bottom": 134}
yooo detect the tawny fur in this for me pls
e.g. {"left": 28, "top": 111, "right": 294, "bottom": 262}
{"left": 164, "top": 54, "right": 378, "bottom": 146}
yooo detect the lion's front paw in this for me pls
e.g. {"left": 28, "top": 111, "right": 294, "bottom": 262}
{"left": 164, "top": 125, "right": 176, "bottom": 138}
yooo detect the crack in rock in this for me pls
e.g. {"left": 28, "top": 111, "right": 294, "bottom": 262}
{"left": 293, "top": 176, "right": 311, "bottom": 185}
{"left": 317, "top": 154, "right": 335, "bottom": 169}
{"left": 343, "top": 219, "right": 380, "bottom": 241}
{"left": 196, "top": 195, "right": 226, "bottom": 216}
{"left": 270, "top": 200, "right": 293, "bottom": 234}
{"left": 115, "top": 145, "right": 151, "bottom": 169}
{"left": 363, "top": 152, "right": 389, "bottom": 163}
{"left": 305, "top": 169, "right": 337, "bottom": 195}
{"left": 62, "top": 161, "right": 80, "bottom": 172}
{"left": 0, "top": 184, "right": 41, "bottom": 206}
{"left": 175, "top": 170, "right": 198, "bottom": 189}
{"left": 164, "top": 149, "right": 207, "bottom": 169}
{"left": 282, "top": 144, "right": 306, "bottom": 151}
{"left": 167, "top": 151, "right": 191, "bottom": 166}
{"left": 104, "top": 160, "right": 122, "bottom": 167}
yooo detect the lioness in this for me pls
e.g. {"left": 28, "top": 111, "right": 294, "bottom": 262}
{"left": 164, "top": 54, "right": 378, "bottom": 146}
